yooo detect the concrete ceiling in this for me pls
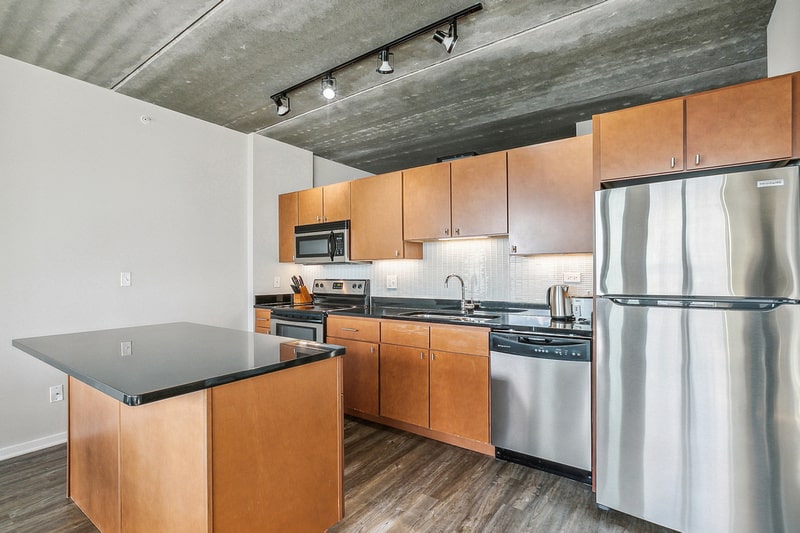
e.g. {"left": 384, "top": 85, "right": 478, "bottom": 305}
{"left": 0, "top": 0, "right": 776, "bottom": 174}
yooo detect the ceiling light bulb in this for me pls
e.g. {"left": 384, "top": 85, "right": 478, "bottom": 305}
{"left": 321, "top": 74, "right": 336, "bottom": 100}
{"left": 272, "top": 94, "right": 290, "bottom": 116}
{"left": 433, "top": 19, "right": 458, "bottom": 53}
{"left": 376, "top": 49, "right": 394, "bottom": 74}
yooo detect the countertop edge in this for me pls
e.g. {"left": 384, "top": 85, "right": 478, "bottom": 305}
{"left": 12, "top": 328, "right": 345, "bottom": 407}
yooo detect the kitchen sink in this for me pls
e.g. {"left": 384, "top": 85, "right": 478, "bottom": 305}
{"left": 397, "top": 310, "right": 500, "bottom": 323}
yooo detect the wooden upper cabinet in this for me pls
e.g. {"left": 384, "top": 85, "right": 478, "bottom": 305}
{"left": 686, "top": 76, "right": 793, "bottom": 170}
{"left": 450, "top": 151, "right": 508, "bottom": 237}
{"left": 278, "top": 191, "right": 298, "bottom": 263}
{"left": 402, "top": 162, "right": 452, "bottom": 240}
{"left": 350, "top": 172, "right": 422, "bottom": 260}
{"left": 298, "top": 187, "right": 324, "bottom": 225}
{"left": 795, "top": 73, "right": 800, "bottom": 157}
{"left": 297, "top": 182, "right": 351, "bottom": 224}
{"left": 322, "top": 181, "right": 351, "bottom": 222}
{"left": 508, "top": 135, "right": 594, "bottom": 255}
{"left": 595, "top": 98, "right": 685, "bottom": 182}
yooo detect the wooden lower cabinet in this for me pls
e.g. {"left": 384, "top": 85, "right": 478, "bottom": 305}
{"left": 379, "top": 343, "right": 429, "bottom": 427}
{"left": 429, "top": 350, "right": 489, "bottom": 443}
{"left": 254, "top": 308, "right": 271, "bottom": 334}
{"left": 330, "top": 336, "right": 379, "bottom": 416}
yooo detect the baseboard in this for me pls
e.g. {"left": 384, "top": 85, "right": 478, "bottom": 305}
{"left": 0, "top": 432, "right": 67, "bottom": 462}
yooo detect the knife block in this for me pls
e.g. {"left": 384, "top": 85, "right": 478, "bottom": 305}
{"left": 293, "top": 286, "right": 312, "bottom": 304}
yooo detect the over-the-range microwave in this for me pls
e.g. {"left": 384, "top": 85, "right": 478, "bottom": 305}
{"left": 294, "top": 220, "right": 351, "bottom": 264}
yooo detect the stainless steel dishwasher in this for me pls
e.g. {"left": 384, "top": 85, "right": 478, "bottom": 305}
{"left": 490, "top": 331, "right": 592, "bottom": 483}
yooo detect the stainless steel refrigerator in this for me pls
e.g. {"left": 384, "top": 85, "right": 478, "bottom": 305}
{"left": 595, "top": 165, "right": 800, "bottom": 532}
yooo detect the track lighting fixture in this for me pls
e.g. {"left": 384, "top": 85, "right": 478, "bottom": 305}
{"left": 321, "top": 73, "right": 337, "bottom": 100}
{"left": 272, "top": 94, "right": 290, "bottom": 116}
{"left": 376, "top": 49, "right": 394, "bottom": 74}
{"left": 268, "top": 3, "right": 482, "bottom": 117}
{"left": 433, "top": 19, "right": 458, "bottom": 53}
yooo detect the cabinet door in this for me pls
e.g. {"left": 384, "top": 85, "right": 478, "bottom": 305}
{"left": 507, "top": 135, "right": 594, "bottom": 255}
{"left": 794, "top": 73, "right": 800, "bottom": 158}
{"left": 429, "top": 351, "right": 489, "bottom": 442}
{"left": 450, "top": 151, "right": 508, "bottom": 237}
{"left": 402, "top": 162, "right": 452, "bottom": 240}
{"left": 686, "top": 76, "right": 793, "bottom": 170}
{"left": 322, "top": 181, "right": 351, "bottom": 222}
{"left": 298, "top": 187, "right": 324, "bottom": 225}
{"left": 596, "top": 99, "right": 684, "bottom": 181}
{"left": 350, "top": 172, "right": 422, "bottom": 260}
{"left": 329, "top": 337, "right": 379, "bottom": 416}
{"left": 379, "top": 344, "right": 429, "bottom": 427}
{"left": 278, "top": 192, "right": 298, "bottom": 263}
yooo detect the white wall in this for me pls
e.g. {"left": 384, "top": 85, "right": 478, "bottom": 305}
{"left": 0, "top": 55, "right": 249, "bottom": 458}
{"left": 299, "top": 238, "right": 594, "bottom": 304}
{"left": 313, "top": 155, "right": 372, "bottom": 186}
{"left": 251, "top": 135, "right": 313, "bottom": 300}
{"left": 768, "top": 0, "right": 800, "bottom": 76}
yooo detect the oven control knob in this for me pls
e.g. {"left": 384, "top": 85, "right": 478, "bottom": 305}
{"left": 352, "top": 283, "right": 356, "bottom": 289}
{"left": 358, "top": 283, "right": 363, "bottom": 289}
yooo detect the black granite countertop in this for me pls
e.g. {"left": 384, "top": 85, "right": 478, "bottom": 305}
{"left": 331, "top": 297, "right": 593, "bottom": 338}
{"left": 12, "top": 322, "right": 345, "bottom": 406}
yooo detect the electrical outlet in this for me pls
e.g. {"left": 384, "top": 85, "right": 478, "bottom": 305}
{"left": 49, "top": 384, "right": 64, "bottom": 403}
{"left": 564, "top": 272, "right": 581, "bottom": 283}
{"left": 273, "top": 276, "right": 281, "bottom": 288}
{"left": 120, "top": 341, "right": 133, "bottom": 356}
{"left": 120, "top": 271, "right": 131, "bottom": 287}
{"left": 386, "top": 274, "right": 398, "bottom": 289}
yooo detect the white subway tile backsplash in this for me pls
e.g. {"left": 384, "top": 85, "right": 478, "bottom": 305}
{"left": 297, "top": 237, "right": 593, "bottom": 303}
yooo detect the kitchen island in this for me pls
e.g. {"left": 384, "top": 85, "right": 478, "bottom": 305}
{"left": 12, "top": 322, "right": 346, "bottom": 533}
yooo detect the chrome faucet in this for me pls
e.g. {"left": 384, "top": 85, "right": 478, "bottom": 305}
{"left": 445, "top": 274, "right": 474, "bottom": 312}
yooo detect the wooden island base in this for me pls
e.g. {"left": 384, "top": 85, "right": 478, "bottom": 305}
{"left": 68, "top": 357, "right": 343, "bottom": 532}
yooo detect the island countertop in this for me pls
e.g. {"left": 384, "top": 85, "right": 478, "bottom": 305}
{"left": 12, "top": 321, "right": 345, "bottom": 406}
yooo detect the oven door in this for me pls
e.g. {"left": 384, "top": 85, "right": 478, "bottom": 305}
{"left": 270, "top": 316, "right": 324, "bottom": 342}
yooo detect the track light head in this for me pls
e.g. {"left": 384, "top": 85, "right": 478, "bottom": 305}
{"left": 272, "top": 94, "right": 290, "bottom": 116}
{"left": 433, "top": 19, "right": 458, "bottom": 53}
{"left": 321, "top": 73, "right": 336, "bottom": 100}
{"left": 376, "top": 49, "right": 394, "bottom": 74}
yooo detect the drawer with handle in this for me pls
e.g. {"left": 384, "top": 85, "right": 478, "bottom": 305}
{"left": 326, "top": 316, "right": 380, "bottom": 342}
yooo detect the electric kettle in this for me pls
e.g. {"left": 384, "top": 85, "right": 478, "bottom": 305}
{"left": 546, "top": 284, "right": 572, "bottom": 320}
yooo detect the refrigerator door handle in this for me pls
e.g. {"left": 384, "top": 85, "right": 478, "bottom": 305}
{"left": 607, "top": 296, "right": 792, "bottom": 310}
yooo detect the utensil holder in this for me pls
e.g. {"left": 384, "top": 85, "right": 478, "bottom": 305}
{"left": 293, "top": 286, "right": 313, "bottom": 304}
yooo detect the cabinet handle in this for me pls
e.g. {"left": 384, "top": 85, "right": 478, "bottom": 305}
{"left": 316, "top": 215, "right": 321, "bottom": 222}
{"left": 341, "top": 327, "right": 358, "bottom": 332}
{"left": 431, "top": 353, "right": 436, "bottom": 361}
{"left": 511, "top": 245, "right": 517, "bottom": 253}
{"left": 419, "top": 352, "right": 424, "bottom": 360}
{"left": 444, "top": 228, "right": 450, "bottom": 236}
{"left": 695, "top": 154, "right": 701, "bottom": 165}
{"left": 455, "top": 228, "right": 461, "bottom": 236}
{"left": 323, "top": 216, "right": 327, "bottom": 222}
{"left": 670, "top": 156, "right": 675, "bottom": 168}
{"left": 395, "top": 250, "right": 399, "bottom": 257}
{"left": 255, "top": 318, "right": 267, "bottom": 322}
{"left": 369, "top": 346, "right": 375, "bottom": 353}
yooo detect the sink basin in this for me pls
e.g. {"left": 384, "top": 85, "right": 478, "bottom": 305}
{"left": 397, "top": 310, "right": 500, "bottom": 322}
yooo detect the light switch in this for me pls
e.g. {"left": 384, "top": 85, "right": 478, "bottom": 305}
{"left": 386, "top": 274, "right": 398, "bottom": 289}
{"left": 273, "top": 276, "right": 281, "bottom": 288}
{"left": 120, "top": 271, "right": 131, "bottom": 287}
{"left": 564, "top": 272, "right": 581, "bottom": 283}
{"left": 120, "top": 341, "right": 133, "bottom": 356}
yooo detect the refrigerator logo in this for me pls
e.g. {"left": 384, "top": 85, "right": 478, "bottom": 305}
{"left": 756, "top": 179, "right": 784, "bottom": 188}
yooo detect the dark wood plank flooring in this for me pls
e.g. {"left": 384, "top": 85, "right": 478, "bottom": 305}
{"left": 0, "top": 417, "right": 670, "bottom": 532}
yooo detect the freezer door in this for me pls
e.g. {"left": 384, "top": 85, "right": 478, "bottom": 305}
{"left": 595, "top": 166, "right": 800, "bottom": 300}
{"left": 595, "top": 298, "right": 800, "bottom": 532}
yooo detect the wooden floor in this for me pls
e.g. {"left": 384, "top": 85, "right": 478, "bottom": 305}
{"left": 0, "top": 417, "right": 670, "bottom": 532}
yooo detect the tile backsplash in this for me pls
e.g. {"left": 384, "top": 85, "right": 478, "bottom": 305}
{"left": 297, "top": 237, "right": 593, "bottom": 304}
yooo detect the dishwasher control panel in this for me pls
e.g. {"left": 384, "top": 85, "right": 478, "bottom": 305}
{"left": 490, "top": 332, "right": 591, "bottom": 362}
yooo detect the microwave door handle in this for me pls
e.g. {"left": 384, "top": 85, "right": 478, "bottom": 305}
{"left": 328, "top": 231, "right": 335, "bottom": 261}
